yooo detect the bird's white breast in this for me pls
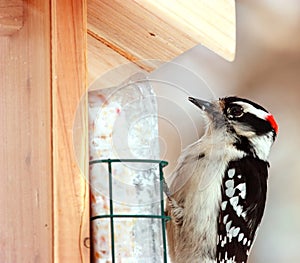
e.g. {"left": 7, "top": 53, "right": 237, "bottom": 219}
{"left": 168, "top": 129, "right": 245, "bottom": 262}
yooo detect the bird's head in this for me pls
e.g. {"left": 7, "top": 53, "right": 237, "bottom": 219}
{"left": 189, "top": 96, "right": 278, "bottom": 159}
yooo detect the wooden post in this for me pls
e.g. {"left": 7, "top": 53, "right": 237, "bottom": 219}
{"left": 51, "top": 0, "right": 90, "bottom": 262}
{"left": 0, "top": 0, "right": 52, "bottom": 262}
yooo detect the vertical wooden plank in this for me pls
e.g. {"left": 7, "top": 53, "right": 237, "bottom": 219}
{"left": 51, "top": 0, "right": 89, "bottom": 262}
{"left": 0, "top": 0, "right": 52, "bottom": 262}
{"left": 0, "top": 0, "right": 24, "bottom": 36}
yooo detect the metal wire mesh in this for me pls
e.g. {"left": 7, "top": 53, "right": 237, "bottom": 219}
{"left": 90, "top": 159, "right": 170, "bottom": 263}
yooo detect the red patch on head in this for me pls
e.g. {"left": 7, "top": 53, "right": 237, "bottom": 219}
{"left": 266, "top": 114, "right": 278, "bottom": 134}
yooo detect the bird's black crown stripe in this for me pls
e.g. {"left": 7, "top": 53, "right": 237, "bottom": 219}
{"left": 222, "top": 97, "right": 269, "bottom": 113}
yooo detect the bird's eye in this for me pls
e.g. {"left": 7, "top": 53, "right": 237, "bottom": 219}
{"left": 227, "top": 105, "right": 244, "bottom": 118}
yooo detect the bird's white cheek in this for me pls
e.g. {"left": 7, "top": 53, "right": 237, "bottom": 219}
{"left": 249, "top": 133, "right": 274, "bottom": 161}
{"left": 232, "top": 124, "right": 256, "bottom": 138}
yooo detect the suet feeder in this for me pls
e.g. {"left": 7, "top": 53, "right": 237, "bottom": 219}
{"left": 90, "top": 159, "right": 169, "bottom": 262}
{"left": 88, "top": 74, "right": 171, "bottom": 262}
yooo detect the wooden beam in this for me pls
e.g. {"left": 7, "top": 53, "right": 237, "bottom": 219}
{"left": 140, "top": 0, "right": 236, "bottom": 61}
{"left": 87, "top": 34, "right": 141, "bottom": 86}
{"left": 0, "top": 0, "right": 24, "bottom": 36}
{"left": 88, "top": 0, "right": 236, "bottom": 71}
{"left": 0, "top": 0, "right": 52, "bottom": 262}
{"left": 51, "top": 0, "right": 90, "bottom": 262}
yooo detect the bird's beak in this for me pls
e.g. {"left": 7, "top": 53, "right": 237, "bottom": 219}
{"left": 188, "top": 97, "right": 214, "bottom": 112}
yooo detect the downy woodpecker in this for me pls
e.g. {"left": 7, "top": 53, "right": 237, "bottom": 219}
{"left": 165, "top": 96, "right": 278, "bottom": 263}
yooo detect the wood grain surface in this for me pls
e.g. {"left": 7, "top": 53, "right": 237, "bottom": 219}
{"left": 88, "top": 0, "right": 236, "bottom": 72}
{"left": 51, "top": 0, "right": 90, "bottom": 262}
{"left": 0, "top": 0, "right": 24, "bottom": 35}
{"left": 0, "top": 0, "right": 52, "bottom": 262}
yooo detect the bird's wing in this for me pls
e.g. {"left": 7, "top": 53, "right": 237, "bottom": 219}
{"left": 217, "top": 156, "right": 269, "bottom": 263}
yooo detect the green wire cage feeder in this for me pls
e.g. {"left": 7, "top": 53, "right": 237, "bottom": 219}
{"left": 90, "top": 158, "right": 170, "bottom": 263}
{"left": 87, "top": 73, "right": 171, "bottom": 262}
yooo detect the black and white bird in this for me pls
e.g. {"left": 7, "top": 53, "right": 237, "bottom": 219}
{"left": 165, "top": 96, "right": 278, "bottom": 263}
